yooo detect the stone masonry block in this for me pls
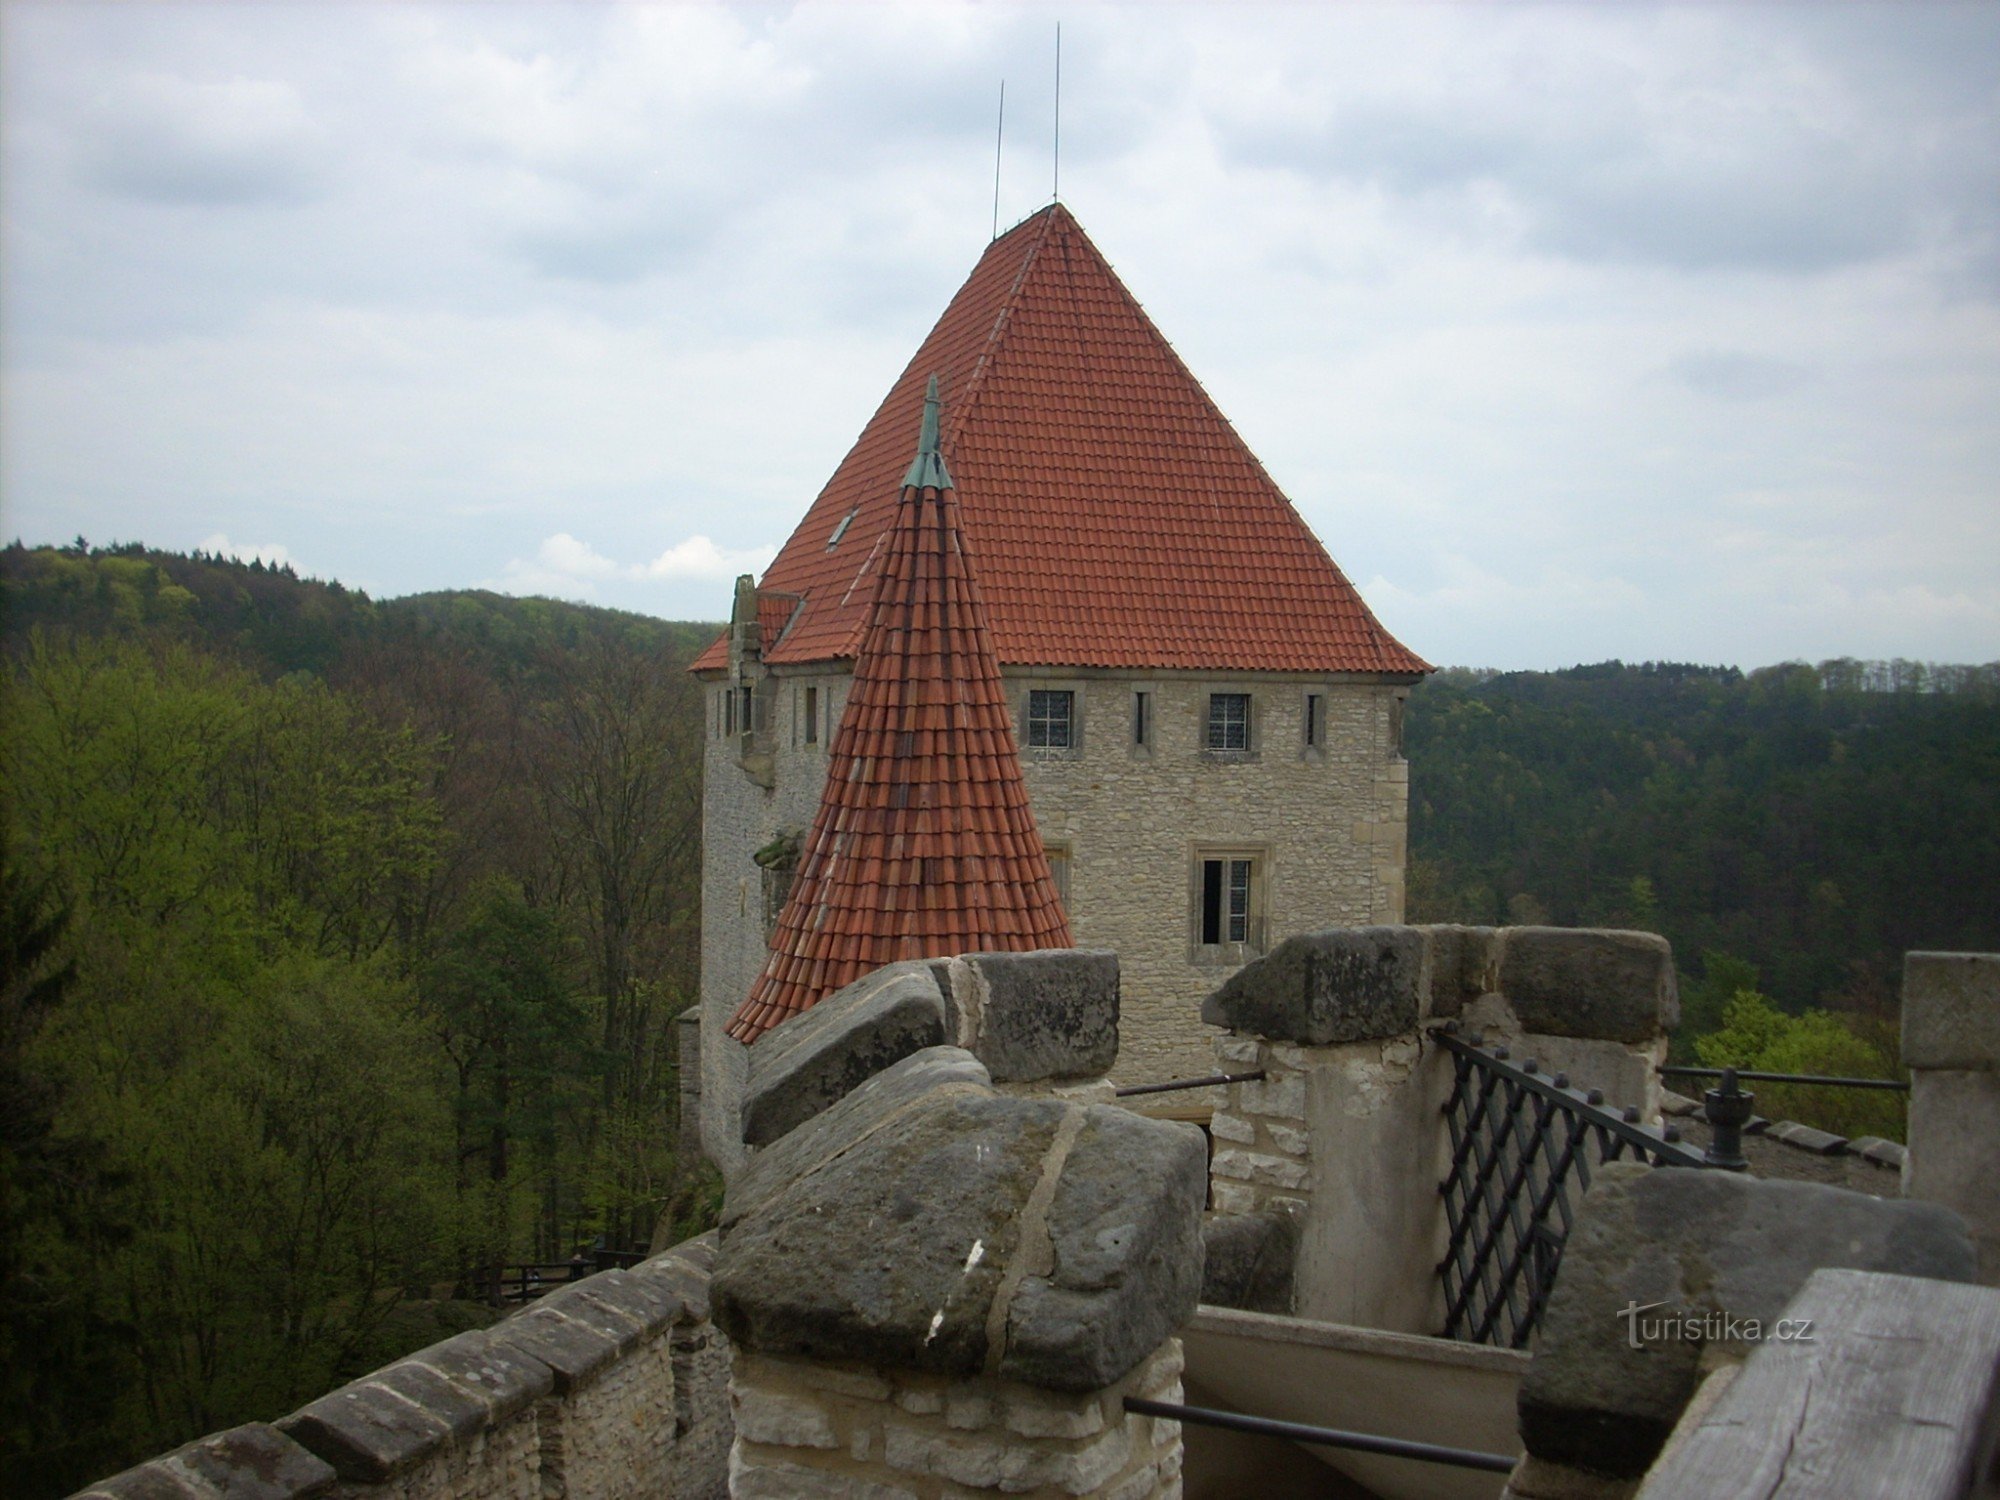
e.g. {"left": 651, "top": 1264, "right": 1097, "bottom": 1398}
{"left": 1418, "top": 925, "right": 1498, "bottom": 1018}
{"left": 486, "top": 1302, "right": 623, "bottom": 1394}
{"left": 1903, "top": 951, "right": 2000, "bottom": 1070}
{"left": 402, "top": 1329, "right": 554, "bottom": 1427}
{"left": 741, "top": 960, "right": 950, "bottom": 1146}
{"left": 81, "top": 1424, "right": 336, "bottom": 1500}
{"left": 1498, "top": 927, "right": 1678, "bottom": 1043}
{"left": 1000, "top": 1107, "right": 1207, "bottom": 1391}
{"left": 955, "top": 948, "right": 1121, "bottom": 1083}
{"left": 724, "top": 1047, "right": 993, "bottom": 1234}
{"left": 1200, "top": 927, "right": 1422, "bottom": 1046}
{"left": 1518, "top": 1161, "right": 1976, "bottom": 1479}
{"left": 1200, "top": 1208, "right": 1299, "bottom": 1315}
{"left": 277, "top": 1378, "right": 457, "bottom": 1484}
{"left": 715, "top": 1090, "right": 1206, "bottom": 1394}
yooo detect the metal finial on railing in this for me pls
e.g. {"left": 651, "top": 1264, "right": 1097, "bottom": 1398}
{"left": 1701, "top": 1067, "right": 1754, "bottom": 1171}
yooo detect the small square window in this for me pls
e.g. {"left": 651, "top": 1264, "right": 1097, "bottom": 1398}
{"left": 1207, "top": 693, "right": 1250, "bottom": 751}
{"left": 1028, "top": 689, "right": 1074, "bottom": 749}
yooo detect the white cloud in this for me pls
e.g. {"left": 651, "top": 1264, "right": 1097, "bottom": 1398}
{"left": 197, "top": 532, "right": 296, "bottom": 570}
{"left": 485, "top": 532, "right": 777, "bottom": 603}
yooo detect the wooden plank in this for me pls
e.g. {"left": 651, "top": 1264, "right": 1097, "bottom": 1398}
{"left": 1638, "top": 1268, "right": 2000, "bottom": 1499}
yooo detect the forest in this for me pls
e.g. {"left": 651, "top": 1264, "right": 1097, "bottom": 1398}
{"left": 0, "top": 542, "right": 718, "bottom": 1496}
{"left": 4, "top": 540, "right": 1997, "bottom": 1494}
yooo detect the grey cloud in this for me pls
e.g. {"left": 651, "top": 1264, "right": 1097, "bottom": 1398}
{"left": 1659, "top": 352, "right": 1811, "bottom": 401}
{"left": 76, "top": 75, "right": 331, "bottom": 207}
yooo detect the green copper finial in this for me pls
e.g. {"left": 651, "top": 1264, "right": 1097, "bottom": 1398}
{"left": 902, "top": 375, "right": 954, "bottom": 491}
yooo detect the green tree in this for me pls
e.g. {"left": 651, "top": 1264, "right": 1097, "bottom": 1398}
{"left": 1694, "top": 990, "right": 1905, "bottom": 1141}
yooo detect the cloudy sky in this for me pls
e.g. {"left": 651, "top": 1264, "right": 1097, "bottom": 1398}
{"left": 3, "top": 3, "right": 1996, "bottom": 670}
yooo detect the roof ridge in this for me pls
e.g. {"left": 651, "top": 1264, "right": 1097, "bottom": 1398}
{"left": 937, "top": 205, "right": 1062, "bottom": 474}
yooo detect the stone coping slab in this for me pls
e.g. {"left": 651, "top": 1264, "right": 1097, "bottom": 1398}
{"left": 1518, "top": 1161, "right": 1975, "bottom": 1479}
{"left": 715, "top": 1068, "right": 1206, "bottom": 1392}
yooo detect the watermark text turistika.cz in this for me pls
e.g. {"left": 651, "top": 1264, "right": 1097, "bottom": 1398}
{"left": 1618, "top": 1301, "right": 1816, "bottom": 1350}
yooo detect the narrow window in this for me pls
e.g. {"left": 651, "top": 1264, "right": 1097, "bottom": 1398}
{"left": 1306, "top": 693, "right": 1323, "bottom": 749}
{"left": 1044, "top": 844, "right": 1071, "bottom": 914}
{"left": 1206, "top": 692, "right": 1250, "bottom": 751}
{"left": 1199, "top": 854, "right": 1259, "bottom": 947}
{"left": 738, "top": 685, "right": 753, "bottom": 735}
{"left": 1133, "top": 690, "right": 1152, "bottom": 747}
{"left": 804, "top": 685, "right": 819, "bottom": 744}
{"left": 1028, "top": 689, "right": 1074, "bottom": 749}
{"left": 725, "top": 687, "right": 737, "bottom": 735}
{"left": 827, "top": 509, "right": 857, "bottom": 549}
{"left": 1390, "top": 695, "right": 1406, "bottom": 759}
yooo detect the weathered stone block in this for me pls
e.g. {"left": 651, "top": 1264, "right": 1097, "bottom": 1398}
{"left": 724, "top": 1046, "right": 993, "bottom": 1233}
{"left": 1420, "top": 924, "right": 1497, "bottom": 1018}
{"left": 486, "top": 1302, "right": 624, "bottom": 1393}
{"left": 716, "top": 1090, "right": 1206, "bottom": 1394}
{"left": 741, "top": 960, "right": 950, "bottom": 1146}
{"left": 1518, "top": 1161, "right": 1976, "bottom": 1478}
{"left": 1200, "top": 1209, "right": 1299, "bottom": 1314}
{"left": 955, "top": 948, "right": 1121, "bottom": 1082}
{"left": 1498, "top": 927, "right": 1677, "bottom": 1043}
{"left": 277, "top": 1378, "right": 456, "bottom": 1484}
{"left": 1768, "top": 1121, "right": 1847, "bottom": 1155}
{"left": 1903, "top": 951, "right": 2000, "bottom": 1070}
{"left": 1000, "top": 1107, "right": 1207, "bottom": 1391}
{"left": 1200, "top": 927, "right": 1423, "bottom": 1045}
{"left": 717, "top": 1091, "right": 1063, "bottom": 1376}
{"left": 82, "top": 1425, "right": 337, "bottom": 1500}
{"left": 402, "top": 1330, "right": 554, "bottom": 1426}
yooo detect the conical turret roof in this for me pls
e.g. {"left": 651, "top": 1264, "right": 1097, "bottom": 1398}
{"left": 693, "top": 202, "right": 1427, "bottom": 677}
{"left": 726, "top": 378, "right": 1073, "bottom": 1043}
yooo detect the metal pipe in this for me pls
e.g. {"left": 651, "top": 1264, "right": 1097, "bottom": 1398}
{"left": 1113, "top": 1069, "right": 1265, "bottom": 1098}
{"left": 1122, "top": 1397, "right": 1518, "bottom": 1474}
{"left": 1659, "top": 1066, "right": 1908, "bottom": 1091}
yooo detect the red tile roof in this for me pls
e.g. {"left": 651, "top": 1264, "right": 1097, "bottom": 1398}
{"left": 725, "top": 382, "right": 1074, "bottom": 1044}
{"left": 691, "top": 202, "right": 1427, "bottom": 677}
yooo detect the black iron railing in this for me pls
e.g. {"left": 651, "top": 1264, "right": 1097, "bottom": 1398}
{"left": 1123, "top": 1397, "right": 1517, "bottom": 1474}
{"left": 1434, "top": 1024, "right": 1712, "bottom": 1348}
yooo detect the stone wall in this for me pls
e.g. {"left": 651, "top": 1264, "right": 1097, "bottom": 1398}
{"left": 711, "top": 1041, "right": 1209, "bottom": 1500}
{"left": 1902, "top": 951, "right": 2000, "bottom": 1284}
{"left": 728, "top": 1342, "right": 1185, "bottom": 1499}
{"left": 696, "top": 654, "right": 1414, "bottom": 1173}
{"left": 1202, "top": 924, "right": 1680, "bottom": 1334}
{"left": 74, "top": 1237, "right": 733, "bottom": 1500}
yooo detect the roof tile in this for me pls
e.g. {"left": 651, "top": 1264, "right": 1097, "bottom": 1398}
{"left": 725, "top": 384, "right": 1074, "bottom": 1044}
{"left": 692, "top": 203, "right": 1426, "bottom": 677}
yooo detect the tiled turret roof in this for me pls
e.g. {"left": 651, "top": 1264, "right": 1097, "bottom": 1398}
{"left": 692, "top": 202, "right": 1427, "bottom": 677}
{"left": 725, "top": 379, "right": 1074, "bottom": 1043}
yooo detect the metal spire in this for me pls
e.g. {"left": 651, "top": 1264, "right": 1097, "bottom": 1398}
{"left": 901, "top": 374, "right": 954, "bottom": 491}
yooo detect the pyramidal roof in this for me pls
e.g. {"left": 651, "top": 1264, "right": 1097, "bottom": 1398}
{"left": 726, "top": 379, "right": 1074, "bottom": 1044}
{"left": 692, "top": 202, "right": 1427, "bottom": 676}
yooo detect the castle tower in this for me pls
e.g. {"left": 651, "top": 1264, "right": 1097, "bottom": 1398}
{"left": 727, "top": 378, "right": 1072, "bottom": 1043}
{"left": 693, "top": 205, "right": 1428, "bottom": 1171}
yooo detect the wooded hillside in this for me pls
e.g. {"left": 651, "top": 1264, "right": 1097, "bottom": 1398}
{"left": 0, "top": 542, "right": 721, "bottom": 1496}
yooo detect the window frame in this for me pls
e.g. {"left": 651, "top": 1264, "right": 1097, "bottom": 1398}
{"left": 1020, "top": 683, "right": 1084, "bottom": 757}
{"left": 1188, "top": 842, "right": 1270, "bottom": 964}
{"left": 1203, "top": 690, "right": 1254, "bottom": 756}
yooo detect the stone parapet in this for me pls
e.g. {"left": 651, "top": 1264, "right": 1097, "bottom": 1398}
{"left": 728, "top": 1341, "right": 1186, "bottom": 1499}
{"left": 715, "top": 1057, "right": 1206, "bottom": 1393}
{"left": 70, "top": 1235, "right": 733, "bottom": 1500}
{"left": 1902, "top": 951, "right": 2000, "bottom": 1285}
{"left": 1516, "top": 1162, "right": 1975, "bottom": 1483}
